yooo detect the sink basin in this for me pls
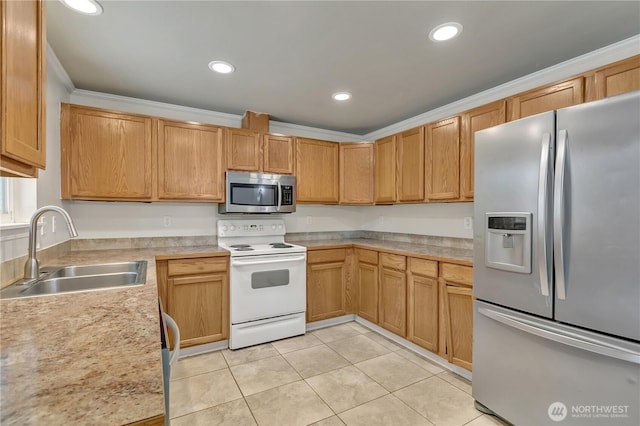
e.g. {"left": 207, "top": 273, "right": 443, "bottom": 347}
{"left": 0, "top": 261, "right": 147, "bottom": 299}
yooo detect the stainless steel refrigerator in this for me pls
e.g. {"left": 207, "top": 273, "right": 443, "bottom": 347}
{"left": 473, "top": 90, "right": 640, "bottom": 425}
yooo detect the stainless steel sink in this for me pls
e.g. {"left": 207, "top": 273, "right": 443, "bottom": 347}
{"left": 0, "top": 261, "right": 147, "bottom": 299}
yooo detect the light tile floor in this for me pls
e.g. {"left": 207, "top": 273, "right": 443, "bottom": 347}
{"left": 170, "top": 322, "right": 509, "bottom": 426}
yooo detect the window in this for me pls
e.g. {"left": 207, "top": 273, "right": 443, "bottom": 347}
{"left": 0, "top": 177, "right": 37, "bottom": 227}
{"left": 0, "top": 178, "right": 14, "bottom": 224}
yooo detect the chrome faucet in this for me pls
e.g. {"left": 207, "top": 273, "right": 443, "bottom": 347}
{"left": 24, "top": 206, "right": 78, "bottom": 280}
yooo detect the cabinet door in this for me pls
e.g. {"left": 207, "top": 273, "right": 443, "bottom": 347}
{"left": 61, "top": 104, "right": 153, "bottom": 200}
{"left": 379, "top": 266, "right": 407, "bottom": 336}
{"left": 594, "top": 55, "right": 640, "bottom": 100}
{"left": 426, "top": 117, "right": 460, "bottom": 201}
{"left": 340, "top": 143, "right": 374, "bottom": 204}
{"left": 407, "top": 258, "right": 439, "bottom": 352}
{"left": 157, "top": 120, "right": 224, "bottom": 201}
{"left": 397, "top": 127, "right": 425, "bottom": 202}
{"left": 510, "top": 77, "right": 584, "bottom": 120}
{"left": 226, "top": 128, "right": 261, "bottom": 171}
{"left": 296, "top": 138, "right": 339, "bottom": 203}
{"left": 460, "top": 100, "right": 506, "bottom": 200}
{"left": 357, "top": 262, "right": 379, "bottom": 323}
{"left": 168, "top": 272, "right": 229, "bottom": 348}
{"left": 1, "top": 0, "right": 46, "bottom": 172}
{"left": 443, "top": 283, "right": 473, "bottom": 371}
{"left": 374, "top": 135, "right": 396, "bottom": 203}
{"left": 307, "top": 261, "right": 346, "bottom": 322}
{"left": 263, "top": 134, "right": 294, "bottom": 174}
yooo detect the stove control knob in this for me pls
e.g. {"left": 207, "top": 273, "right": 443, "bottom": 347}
{"left": 222, "top": 225, "right": 228, "bottom": 232}
{"left": 230, "top": 225, "right": 236, "bottom": 231}
{"left": 272, "top": 225, "right": 277, "bottom": 230}
{"left": 278, "top": 224, "right": 283, "bottom": 230}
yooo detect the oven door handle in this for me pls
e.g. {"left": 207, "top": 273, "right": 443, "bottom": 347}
{"left": 232, "top": 255, "right": 306, "bottom": 266}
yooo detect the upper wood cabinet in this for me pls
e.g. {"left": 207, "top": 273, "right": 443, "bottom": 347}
{"left": 374, "top": 135, "right": 397, "bottom": 204}
{"left": 1, "top": 0, "right": 46, "bottom": 177}
{"left": 307, "top": 249, "right": 347, "bottom": 322}
{"left": 460, "top": 101, "right": 507, "bottom": 200}
{"left": 407, "top": 257, "right": 439, "bottom": 353}
{"left": 157, "top": 120, "right": 225, "bottom": 201}
{"left": 296, "top": 137, "right": 339, "bottom": 203}
{"left": 509, "top": 77, "right": 584, "bottom": 121}
{"left": 397, "top": 127, "right": 425, "bottom": 202}
{"left": 61, "top": 104, "right": 153, "bottom": 200}
{"left": 340, "top": 143, "right": 374, "bottom": 205}
{"left": 263, "top": 134, "right": 294, "bottom": 174}
{"left": 225, "top": 128, "right": 261, "bottom": 172}
{"left": 593, "top": 55, "right": 640, "bottom": 101}
{"left": 225, "top": 129, "right": 294, "bottom": 174}
{"left": 426, "top": 116, "right": 461, "bottom": 201}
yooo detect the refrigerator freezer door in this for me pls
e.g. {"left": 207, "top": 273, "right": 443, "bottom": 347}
{"left": 473, "top": 301, "right": 640, "bottom": 426}
{"left": 554, "top": 91, "right": 640, "bottom": 341}
{"left": 474, "top": 112, "right": 555, "bottom": 318}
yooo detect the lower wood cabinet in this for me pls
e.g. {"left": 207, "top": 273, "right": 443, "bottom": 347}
{"left": 407, "top": 257, "right": 439, "bottom": 352}
{"left": 378, "top": 253, "right": 407, "bottom": 337}
{"left": 440, "top": 263, "right": 474, "bottom": 371}
{"left": 356, "top": 249, "right": 379, "bottom": 323}
{"left": 306, "top": 249, "right": 348, "bottom": 322}
{"left": 157, "top": 256, "right": 229, "bottom": 348}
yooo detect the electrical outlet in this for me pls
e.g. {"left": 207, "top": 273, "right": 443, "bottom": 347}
{"left": 52, "top": 216, "right": 56, "bottom": 233}
{"left": 464, "top": 216, "right": 473, "bottom": 230}
{"left": 306, "top": 216, "right": 313, "bottom": 225}
{"left": 378, "top": 216, "right": 384, "bottom": 225}
{"left": 163, "top": 216, "right": 172, "bottom": 227}
{"left": 39, "top": 218, "right": 46, "bottom": 236}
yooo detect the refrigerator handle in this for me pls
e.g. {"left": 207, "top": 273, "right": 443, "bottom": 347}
{"left": 478, "top": 307, "right": 640, "bottom": 365}
{"left": 537, "top": 133, "right": 552, "bottom": 297}
{"left": 554, "top": 129, "right": 568, "bottom": 300}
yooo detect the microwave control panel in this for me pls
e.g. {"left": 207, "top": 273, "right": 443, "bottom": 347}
{"left": 281, "top": 185, "right": 294, "bottom": 205}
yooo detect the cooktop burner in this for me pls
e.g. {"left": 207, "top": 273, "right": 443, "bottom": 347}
{"left": 230, "top": 244, "right": 251, "bottom": 248}
{"left": 233, "top": 247, "right": 254, "bottom": 251}
{"left": 270, "top": 243, "right": 293, "bottom": 248}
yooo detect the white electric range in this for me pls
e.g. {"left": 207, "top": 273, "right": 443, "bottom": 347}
{"left": 217, "top": 219, "right": 307, "bottom": 349}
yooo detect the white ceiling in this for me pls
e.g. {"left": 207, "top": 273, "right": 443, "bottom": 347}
{"left": 47, "top": 1, "right": 640, "bottom": 134}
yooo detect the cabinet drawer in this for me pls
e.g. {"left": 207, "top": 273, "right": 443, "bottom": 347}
{"left": 440, "top": 263, "right": 473, "bottom": 286}
{"left": 356, "top": 249, "right": 378, "bottom": 265}
{"left": 168, "top": 257, "right": 227, "bottom": 276}
{"left": 409, "top": 257, "right": 438, "bottom": 278}
{"left": 308, "top": 248, "right": 346, "bottom": 264}
{"left": 380, "top": 253, "right": 406, "bottom": 271}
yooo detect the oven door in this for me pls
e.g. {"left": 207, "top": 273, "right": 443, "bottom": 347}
{"left": 230, "top": 253, "right": 306, "bottom": 323}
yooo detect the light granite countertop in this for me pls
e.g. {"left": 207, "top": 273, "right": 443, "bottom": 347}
{"left": 0, "top": 246, "right": 228, "bottom": 425}
{"left": 291, "top": 238, "right": 474, "bottom": 265}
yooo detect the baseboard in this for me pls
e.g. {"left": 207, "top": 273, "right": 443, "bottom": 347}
{"left": 305, "top": 314, "right": 357, "bottom": 331}
{"left": 177, "top": 340, "right": 228, "bottom": 358}
{"left": 354, "top": 317, "right": 473, "bottom": 381}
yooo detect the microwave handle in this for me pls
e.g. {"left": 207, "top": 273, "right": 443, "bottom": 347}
{"left": 277, "top": 181, "right": 282, "bottom": 212}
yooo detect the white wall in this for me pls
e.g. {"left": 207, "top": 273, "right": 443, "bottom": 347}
{"left": 359, "top": 203, "right": 474, "bottom": 239}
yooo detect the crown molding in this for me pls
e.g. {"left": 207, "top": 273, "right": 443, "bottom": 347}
{"left": 269, "top": 121, "right": 362, "bottom": 142}
{"left": 46, "top": 43, "right": 75, "bottom": 93}
{"left": 363, "top": 35, "right": 640, "bottom": 141}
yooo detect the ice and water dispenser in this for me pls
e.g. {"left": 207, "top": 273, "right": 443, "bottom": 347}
{"left": 485, "top": 213, "right": 532, "bottom": 274}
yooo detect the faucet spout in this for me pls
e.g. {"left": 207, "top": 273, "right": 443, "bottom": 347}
{"left": 24, "top": 206, "right": 78, "bottom": 280}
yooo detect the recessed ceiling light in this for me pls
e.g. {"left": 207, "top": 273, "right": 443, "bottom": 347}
{"left": 429, "top": 22, "right": 463, "bottom": 42}
{"left": 332, "top": 92, "right": 352, "bottom": 101}
{"left": 208, "top": 61, "right": 235, "bottom": 74}
{"left": 60, "top": 0, "right": 103, "bottom": 15}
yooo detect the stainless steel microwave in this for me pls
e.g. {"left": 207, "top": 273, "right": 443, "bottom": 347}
{"left": 219, "top": 171, "right": 296, "bottom": 214}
